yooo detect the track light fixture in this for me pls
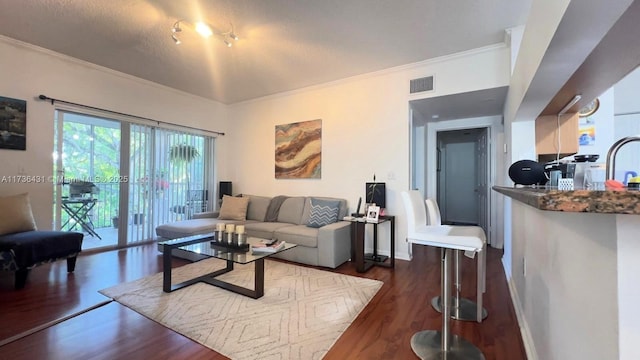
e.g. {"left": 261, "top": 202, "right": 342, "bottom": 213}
{"left": 171, "top": 21, "right": 182, "bottom": 44}
{"left": 171, "top": 20, "right": 239, "bottom": 47}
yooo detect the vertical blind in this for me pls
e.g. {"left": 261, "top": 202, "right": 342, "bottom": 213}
{"left": 128, "top": 124, "right": 213, "bottom": 243}
{"left": 56, "top": 109, "right": 215, "bottom": 245}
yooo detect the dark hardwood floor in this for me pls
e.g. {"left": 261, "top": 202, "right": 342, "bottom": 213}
{"left": 0, "top": 243, "right": 526, "bottom": 359}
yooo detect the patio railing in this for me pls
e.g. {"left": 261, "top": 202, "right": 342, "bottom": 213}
{"left": 60, "top": 182, "right": 208, "bottom": 233}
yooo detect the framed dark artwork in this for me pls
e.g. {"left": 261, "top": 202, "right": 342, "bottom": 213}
{"left": 365, "top": 182, "right": 386, "bottom": 209}
{"left": 275, "top": 119, "right": 321, "bottom": 179}
{"left": 0, "top": 96, "right": 27, "bottom": 150}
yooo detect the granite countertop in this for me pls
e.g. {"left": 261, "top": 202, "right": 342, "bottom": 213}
{"left": 492, "top": 186, "right": 640, "bottom": 214}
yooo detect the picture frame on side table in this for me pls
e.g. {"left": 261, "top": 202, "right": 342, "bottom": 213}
{"left": 363, "top": 203, "right": 374, "bottom": 216}
{"left": 365, "top": 205, "right": 380, "bottom": 223}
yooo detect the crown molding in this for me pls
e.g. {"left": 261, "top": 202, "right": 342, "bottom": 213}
{"left": 0, "top": 34, "right": 224, "bottom": 106}
{"left": 231, "top": 42, "right": 509, "bottom": 107}
{"left": 1, "top": 33, "right": 508, "bottom": 108}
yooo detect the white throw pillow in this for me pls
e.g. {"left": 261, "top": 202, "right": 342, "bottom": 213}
{"left": 0, "top": 193, "right": 37, "bottom": 235}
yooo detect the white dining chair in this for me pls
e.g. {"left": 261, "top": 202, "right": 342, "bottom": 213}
{"left": 425, "top": 198, "right": 487, "bottom": 323}
{"left": 401, "top": 190, "right": 485, "bottom": 359}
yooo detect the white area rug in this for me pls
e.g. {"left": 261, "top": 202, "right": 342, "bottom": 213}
{"left": 100, "top": 258, "right": 382, "bottom": 359}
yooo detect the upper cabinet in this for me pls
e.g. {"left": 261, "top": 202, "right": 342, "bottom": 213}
{"left": 535, "top": 112, "right": 579, "bottom": 160}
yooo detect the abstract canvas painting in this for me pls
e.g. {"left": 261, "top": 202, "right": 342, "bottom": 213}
{"left": 0, "top": 96, "right": 27, "bottom": 150}
{"left": 275, "top": 119, "right": 321, "bottom": 179}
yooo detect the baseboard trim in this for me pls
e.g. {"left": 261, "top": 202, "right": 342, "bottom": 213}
{"left": 0, "top": 299, "right": 113, "bottom": 347}
{"left": 365, "top": 247, "right": 411, "bottom": 261}
{"left": 503, "top": 260, "right": 537, "bottom": 360}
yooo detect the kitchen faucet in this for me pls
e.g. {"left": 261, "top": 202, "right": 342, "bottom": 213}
{"left": 606, "top": 135, "right": 640, "bottom": 180}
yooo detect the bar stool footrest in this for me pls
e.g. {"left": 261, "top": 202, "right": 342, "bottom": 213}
{"left": 431, "top": 296, "right": 488, "bottom": 322}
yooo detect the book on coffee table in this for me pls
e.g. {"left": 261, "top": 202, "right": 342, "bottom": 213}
{"left": 251, "top": 240, "right": 286, "bottom": 253}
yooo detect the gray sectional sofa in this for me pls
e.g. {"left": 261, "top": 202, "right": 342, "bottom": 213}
{"left": 156, "top": 195, "right": 352, "bottom": 269}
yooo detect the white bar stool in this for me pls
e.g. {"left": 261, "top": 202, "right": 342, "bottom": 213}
{"left": 401, "top": 190, "right": 485, "bottom": 359}
{"left": 425, "top": 198, "right": 487, "bottom": 323}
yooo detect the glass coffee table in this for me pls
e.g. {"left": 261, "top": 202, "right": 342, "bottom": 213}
{"left": 159, "top": 234, "right": 296, "bottom": 299}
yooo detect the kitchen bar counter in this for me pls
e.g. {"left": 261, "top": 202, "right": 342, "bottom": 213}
{"left": 496, "top": 184, "right": 640, "bottom": 359}
{"left": 493, "top": 186, "right": 640, "bottom": 214}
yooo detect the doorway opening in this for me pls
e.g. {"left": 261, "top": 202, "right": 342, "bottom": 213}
{"left": 436, "top": 127, "right": 489, "bottom": 234}
{"left": 409, "top": 87, "right": 506, "bottom": 248}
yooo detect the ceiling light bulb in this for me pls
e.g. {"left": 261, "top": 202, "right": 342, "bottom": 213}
{"left": 224, "top": 40, "right": 233, "bottom": 47}
{"left": 195, "top": 22, "right": 213, "bottom": 38}
{"left": 172, "top": 34, "right": 181, "bottom": 45}
{"left": 229, "top": 32, "right": 239, "bottom": 41}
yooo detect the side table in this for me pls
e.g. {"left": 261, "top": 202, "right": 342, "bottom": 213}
{"left": 348, "top": 215, "right": 395, "bottom": 273}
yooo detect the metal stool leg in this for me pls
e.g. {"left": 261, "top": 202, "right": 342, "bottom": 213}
{"left": 477, "top": 245, "right": 486, "bottom": 322}
{"left": 431, "top": 249, "right": 487, "bottom": 322}
{"left": 410, "top": 248, "right": 485, "bottom": 359}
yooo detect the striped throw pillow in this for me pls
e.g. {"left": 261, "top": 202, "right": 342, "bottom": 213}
{"left": 307, "top": 198, "right": 340, "bottom": 228}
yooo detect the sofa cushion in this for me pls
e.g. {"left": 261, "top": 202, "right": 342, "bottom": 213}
{"left": 275, "top": 225, "right": 318, "bottom": 248}
{"left": 156, "top": 218, "right": 253, "bottom": 239}
{"left": 245, "top": 195, "right": 272, "bottom": 221}
{"left": 218, "top": 195, "right": 250, "bottom": 220}
{"left": 277, "top": 197, "right": 306, "bottom": 224}
{"left": 307, "top": 198, "right": 340, "bottom": 228}
{"left": 244, "top": 222, "right": 294, "bottom": 240}
{"left": 0, "top": 193, "right": 37, "bottom": 236}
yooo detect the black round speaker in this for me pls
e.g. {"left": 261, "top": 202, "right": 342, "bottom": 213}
{"left": 508, "top": 160, "right": 545, "bottom": 185}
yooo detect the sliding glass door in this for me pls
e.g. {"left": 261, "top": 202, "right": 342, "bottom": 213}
{"left": 53, "top": 112, "right": 122, "bottom": 249}
{"left": 54, "top": 110, "right": 215, "bottom": 250}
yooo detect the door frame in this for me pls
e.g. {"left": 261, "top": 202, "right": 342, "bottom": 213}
{"left": 53, "top": 110, "right": 127, "bottom": 248}
{"left": 425, "top": 115, "right": 503, "bottom": 247}
{"left": 436, "top": 127, "right": 486, "bottom": 226}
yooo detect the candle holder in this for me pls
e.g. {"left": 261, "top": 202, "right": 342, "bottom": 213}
{"left": 236, "top": 233, "right": 246, "bottom": 246}
{"left": 209, "top": 237, "right": 250, "bottom": 252}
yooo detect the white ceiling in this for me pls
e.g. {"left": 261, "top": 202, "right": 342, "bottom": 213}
{"left": 0, "top": 0, "right": 531, "bottom": 105}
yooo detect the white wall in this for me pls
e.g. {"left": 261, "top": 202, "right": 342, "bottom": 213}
{"left": 612, "top": 66, "right": 640, "bottom": 180}
{"left": 412, "top": 122, "right": 426, "bottom": 193}
{"left": 614, "top": 65, "right": 640, "bottom": 115}
{"left": 0, "top": 37, "right": 230, "bottom": 229}
{"left": 616, "top": 214, "right": 640, "bottom": 360}
{"left": 576, "top": 87, "right": 615, "bottom": 161}
{"left": 511, "top": 201, "right": 619, "bottom": 360}
{"left": 228, "top": 45, "right": 511, "bottom": 260}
